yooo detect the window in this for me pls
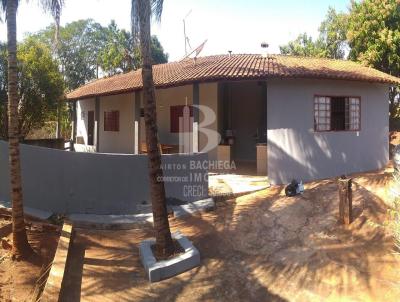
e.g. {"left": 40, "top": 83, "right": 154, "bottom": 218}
{"left": 104, "top": 111, "right": 119, "bottom": 131}
{"left": 314, "top": 96, "right": 360, "bottom": 131}
{"left": 170, "top": 105, "right": 193, "bottom": 133}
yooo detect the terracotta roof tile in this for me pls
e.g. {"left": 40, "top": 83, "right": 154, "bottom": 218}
{"left": 67, "top": 54, "right": 400, "bottom": 100}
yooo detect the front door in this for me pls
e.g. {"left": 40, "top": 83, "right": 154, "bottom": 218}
{"left": 87, "top": 111, "right": 95, "bottom": 146}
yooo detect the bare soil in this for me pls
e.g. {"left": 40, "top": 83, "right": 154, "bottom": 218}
{"left": 0, "top": 212, "right": 60, "bottom": 302}
{"left": 61, "top": 165, "right": 400, "bottom": 302}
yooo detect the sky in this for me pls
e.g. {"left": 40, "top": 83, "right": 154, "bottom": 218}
{"left": 0, "top": 0, "right": 349, "bottom": 62}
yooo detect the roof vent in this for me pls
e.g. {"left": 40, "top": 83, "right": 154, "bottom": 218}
{"left": 228, "top": 50, "right": 232, "bottom": 58}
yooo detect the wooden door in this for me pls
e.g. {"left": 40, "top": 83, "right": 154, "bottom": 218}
{"left": 88, "top": 110, "right": 95, "bottom": 146}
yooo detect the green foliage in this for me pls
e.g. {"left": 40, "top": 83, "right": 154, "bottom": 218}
{"left": 33, "top": 19, "right": 168, "bottom": 90}
{"left": 279, "top": 33, "right": 327, "bottom": 57}
{"left": 347, "top": 0, "right": 400, "bottom": 118}
{"left": 280, "top": 7, "right": 348, "bottom": 59}
{"left": 319, "top": 7, "right": 348, "bottom": 59}
{"left": 0, "top": 37, "right": 65, "bottom": 139}
{"left": 347, "top": 0, "right": 400, "bottom": 75}
{"left": 34, "top": 19, "right": 107, "bottom": 90}
{"left": 98, "top": 20, "right": 134, "bottom": 76}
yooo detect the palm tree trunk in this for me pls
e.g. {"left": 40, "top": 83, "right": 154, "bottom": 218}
{"left": 138, "top": 0, "right": 174, "bottom": 257}
{"left": 1, "top": 101, "right": 7, "bottom": 139}
{"left": 6, "top": 0, "right": 33, "bottom": 259}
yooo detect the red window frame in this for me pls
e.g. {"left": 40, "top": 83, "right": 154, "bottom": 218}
{"left": 170, "top": 105, "right": 193, "bottom": 133}
{"left": 104, "top": 111, "right": 119, "bottom": 132}
{"left": 314, "top": 95, "right": 361, "bottom": 132}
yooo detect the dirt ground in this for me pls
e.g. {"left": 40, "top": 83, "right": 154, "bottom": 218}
{"left": 60, "top": 165, "right": 400, "bottom": 302}
{"left": 0, "top": 212, "right": 60, "bottom": 302}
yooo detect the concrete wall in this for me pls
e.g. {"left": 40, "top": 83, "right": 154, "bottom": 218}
{"left": 0, "top": 141, "right": 208, "bottom": 215}
{"left": 267, "top": 79, "right": 389, "bottom": 184}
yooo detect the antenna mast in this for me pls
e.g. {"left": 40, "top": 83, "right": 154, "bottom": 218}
{"left": 183, "top": 10, "right": 192, "bottom": 56}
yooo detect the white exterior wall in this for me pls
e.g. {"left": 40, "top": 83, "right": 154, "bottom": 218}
{"left": 267, "top": 78, "right": 390, "bottom": 184}
{"left": 76, "top": 98, "right": 95, "bottom": 145}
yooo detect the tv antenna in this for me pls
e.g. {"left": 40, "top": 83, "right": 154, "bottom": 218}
{"left": 181, "top": 39, "right": 208, "bottom": 61}
{"left": 183, "top": 10, "right": 192, "bottom": 56}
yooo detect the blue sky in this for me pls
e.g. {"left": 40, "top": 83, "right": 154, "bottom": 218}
{"left": 0, "top": 0, "right": 349, "bottom": 61}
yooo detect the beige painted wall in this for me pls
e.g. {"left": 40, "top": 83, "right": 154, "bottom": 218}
{"left": 140, "top": 84, "right": 194, "bottom": 146}
{"left": 77, "top": 82, "right": 219, "bottom": 158}
{"left": 99, "top": 93, "right": 135, "bottom": 154}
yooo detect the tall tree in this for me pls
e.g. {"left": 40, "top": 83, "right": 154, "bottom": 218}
{"left": 34, "top": 19, "right": 168, "bottom": 90}
{"left": 280, "top": 7, "right": 348, "bottom": 59}
{"left": 0, "top": 0, "right": 63, "bottom": 259}
{"left": 347, "top": 0, "right": 400, "bottom": 119}
{"left": 131, "top": 0, "right": 174, "bottom": 257}
{"left": 319, "top": 7, "right": 348, "bottom": 59}
{"left": 0, "top": 38, "right": 65, "bottom": 139}
{"left": 280, "top": 33, "right": 326, "bottom": 57}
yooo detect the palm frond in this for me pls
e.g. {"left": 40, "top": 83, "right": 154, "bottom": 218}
{"left": 40, "top": 0, "right": 63, "bottom": 21}
{"left": 151, "top": 0, "right": 163, "bottom": 22}
{"left": 1, "top": 0, "right": 20, "bottom": 21}
{"left": 39, "top": 0, "right": 64, "bottom": 45}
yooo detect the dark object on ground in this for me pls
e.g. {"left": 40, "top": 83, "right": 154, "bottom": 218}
{"left": 393, "top": 144, "right": 400, "bottom": 171}
{"left": 285, "top": 180, "right": 298, "bottom": 197}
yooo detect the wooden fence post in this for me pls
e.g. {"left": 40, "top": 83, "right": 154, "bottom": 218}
{"left": 338, "top": 176, "right": 353, "bottom": 225}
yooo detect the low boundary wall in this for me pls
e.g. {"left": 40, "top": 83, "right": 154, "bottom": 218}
{"left": 0, "top": 140, "right": 208, "bottom": 215}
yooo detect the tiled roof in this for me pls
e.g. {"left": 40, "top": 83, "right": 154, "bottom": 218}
{"left": 66, "top": 54, "right": 400, "bottom": 100}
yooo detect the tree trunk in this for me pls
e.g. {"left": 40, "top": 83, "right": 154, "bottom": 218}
{"left": 338, "top": 176, "right": 353, "bottom": 225}
{"left": 138, "top": 0, "right": 174, "bottom": 257}
{"left": 1, "top": 100, "right": 8, "bottom": 139}
{"left": 6, "top": 0, "right": 33, "bottom": 259}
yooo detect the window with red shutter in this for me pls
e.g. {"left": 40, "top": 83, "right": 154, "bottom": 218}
{"left": 170, "top": 105, "right": 193, "bottom": 133}
{"left": 104, "top": 111, "right": 119, "bottom": 131}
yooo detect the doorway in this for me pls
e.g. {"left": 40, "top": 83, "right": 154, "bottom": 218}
{"left": 87, "top": 110, "right": 95, "bottom": 146}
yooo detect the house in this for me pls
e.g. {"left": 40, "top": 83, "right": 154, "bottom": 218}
{"left": 66, "top": 54, "right": 400, "bottom": 184}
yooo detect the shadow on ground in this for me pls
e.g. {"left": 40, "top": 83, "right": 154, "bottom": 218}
{"left": 60, "top": 167, "right": 400, "bottom": 302}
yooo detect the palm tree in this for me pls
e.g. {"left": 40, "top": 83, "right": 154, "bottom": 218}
{"left": 131, "top": 0, "right": 174, "bottom": 257}
{"left": 0, "top": 0, "right": 63, "bottom": 259}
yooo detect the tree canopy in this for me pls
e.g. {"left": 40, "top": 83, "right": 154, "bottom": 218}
{"left": 347, "top": 0, "right": 400, "bottom": 76}
{"left": 33, "top": 19, "right": 168, "bottom": 90}
{"left": 280, "top": 7, "right": 348, "bottom": 59}
{"left": 0, "top": 37, "right": 65, "bottom": 138}
{"left": 280, "top": 1, "right": 400, "bottom": 119}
